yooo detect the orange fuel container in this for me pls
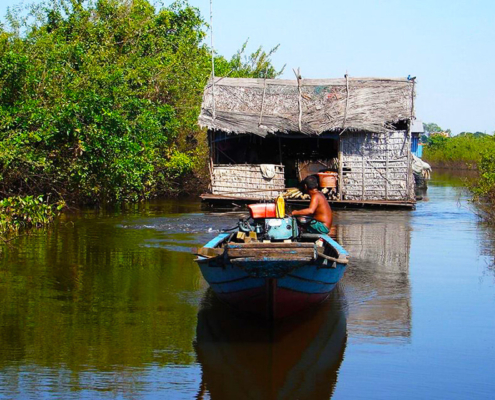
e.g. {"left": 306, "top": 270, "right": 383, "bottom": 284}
{"left": 248, "top": 203, "right": 277, "bottom": 219}
{"left": 318, "top": 172, "right": 338, "bottom": 188}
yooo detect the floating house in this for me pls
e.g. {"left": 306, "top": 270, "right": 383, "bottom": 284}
{"left": 199, "top": 76, "right": 417, "bottom": 208}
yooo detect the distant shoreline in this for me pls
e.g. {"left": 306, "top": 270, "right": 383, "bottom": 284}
{"left": 423, "top": 161, "right": 478, "bottom": 171}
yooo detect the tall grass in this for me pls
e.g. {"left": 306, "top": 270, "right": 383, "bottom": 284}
{"left": 423, "top": 134, "right": 495, "bottom": 167}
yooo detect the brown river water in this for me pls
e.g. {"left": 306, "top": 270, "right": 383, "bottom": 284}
{"left": 0, "top": 171, "right": 494, "bottom": 399}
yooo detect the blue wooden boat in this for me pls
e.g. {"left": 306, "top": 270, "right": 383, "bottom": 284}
{"left": 194, "top": 219, "right": 349, "bottom": 320}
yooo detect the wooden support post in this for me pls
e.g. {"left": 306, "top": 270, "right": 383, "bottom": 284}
{"left": 361, "top": 135, "right": 366, "bottom": 200}
{"left": 208, "top": 131, "right": 214, "bottom": 192}
{"left": 406, "top": 80, "right": 416, "bottom": 201}
{"left": 406, "top": 123, "right": 412, "bottom": 200}
{"left": 385, "top": 133, "right": 389, "bottom": 200}
{"left": 338, "top": 136, "right": 343, "bottom": 200}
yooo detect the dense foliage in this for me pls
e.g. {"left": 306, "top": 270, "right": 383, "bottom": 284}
{"left": 471, "top": 150, "right": 495, "bottom": 222}
{"left": 422, "top": 122, "right": 451, "bottom": 139}
{"left": 423, "top": 131, "right": 495, "bottom": 167}
{"left": 0, "top": 0, "right": 282, "bottom": 207}
{"left": 0, "top": 195, "right": 64, "bottom": 234}
{"left": 421, "top": 123, "right": 495, "bottom": 222}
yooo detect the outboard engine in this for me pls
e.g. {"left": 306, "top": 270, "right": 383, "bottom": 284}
{"left": 264, "top": 217, "right": 298, "bottom": 241}
{"left": 238, "top": 203, "right": 299, "bottom": 241}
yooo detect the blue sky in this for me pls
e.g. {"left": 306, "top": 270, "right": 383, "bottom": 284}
{"left": 1, "top": 0, "right": 494, "bottom": 134}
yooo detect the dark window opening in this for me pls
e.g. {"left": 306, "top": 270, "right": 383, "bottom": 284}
{"left": 212, "top": 132, "right": 339, "bottom": 186}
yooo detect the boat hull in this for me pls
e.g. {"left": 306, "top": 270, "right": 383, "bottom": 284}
{"left": 196, "top": 234, "right": 347, "bottom": 320}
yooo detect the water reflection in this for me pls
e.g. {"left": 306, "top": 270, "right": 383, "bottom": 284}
{"left": 477, "top": 222, "right": 495, "bottom": 282}
{"left": 195, "top": 289, "right": 347, "bottom": 400}
{"left": 334, "top": 210, "right": 412, "bottom": 343}
{"left": 2, "top": 172, "right": 495, "bottom": 398}
{"left": 0, "top": 207, "right": 204, "bottom": 398}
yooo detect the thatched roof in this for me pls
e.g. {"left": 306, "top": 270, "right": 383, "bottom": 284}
{"left": 198, "top": 77, "right": 415, "bottom": 136}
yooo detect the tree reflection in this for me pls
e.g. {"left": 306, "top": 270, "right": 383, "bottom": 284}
{"left": 0, "top": 213, "right": 203, "bottom": 395}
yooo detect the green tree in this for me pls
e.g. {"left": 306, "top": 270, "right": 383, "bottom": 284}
{"left": 423, "top": 122, "right": 443, "bottom": 135}
{"left": 214, "top": 40, "right": 285, "bottom": 79}
{"left": 0, "top": 0, "right": 283, "bottom": 205}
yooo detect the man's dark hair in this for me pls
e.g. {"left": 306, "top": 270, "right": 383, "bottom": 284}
{"left": 303, "top": 175, "right": 319, "bottom": 190}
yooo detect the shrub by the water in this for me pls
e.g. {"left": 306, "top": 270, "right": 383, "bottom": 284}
{"left": 0, "top": 0, "right": 212, "bottom": 204}
{"left": 0, "top": 0, "right": 282, "bottom": 206}
{"left": 0, "top": 195, "right": 64, "bottom": 234}
{"left": 422, "top": 132, "right": 495, "bottom": 221}
{"left": 471, "top": 150, "right": 495, "bottom": 222}
{"left": 423, "top": 133, "right": 495, "bottom": 168}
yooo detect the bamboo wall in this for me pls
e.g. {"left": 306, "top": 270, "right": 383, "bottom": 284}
{"left": 211, "top": 164, "right": 285, "bottom": 199}
{"left": 341, "top": 131, "right": 414, "bottom": 201}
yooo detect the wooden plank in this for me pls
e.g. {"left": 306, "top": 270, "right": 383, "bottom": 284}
{"left": 193, "top": 247, "right": 224, "bottom": 258}
{"left": 226, "top": 242, "right": 314, "bottom": 249}
{"left": 227, "top": 248, "right": 315, "bottom": 258}
{"left": 213, "top": 164, "right": 284, "bottom": 169}
{"left": 230, "top": 254, "right": 314, "bottom": 263}
{"left": 200, "top": 193, "right": 416, "bottom": 208}
{"left": 212, "top": 77, "right": 410, "bottom": 89}
{"left": 212, "top": 183, "right": 285, "bottom": 189}
{"left": 338, "top": 141, "right": 343, "bottom": 200}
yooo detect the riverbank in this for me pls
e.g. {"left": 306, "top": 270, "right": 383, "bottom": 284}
{"left": 422, "top": 134, "right": 495, "bottom": 222}
{"left": 423, "top": 161, "right": 477, "bottom": 170}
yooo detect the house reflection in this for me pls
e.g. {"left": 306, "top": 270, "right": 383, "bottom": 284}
{"left": 335, "top": 210, "right": 412, "bottom": 343}
{"left": 194, "top": 289, "right": 347, "bottom": 400}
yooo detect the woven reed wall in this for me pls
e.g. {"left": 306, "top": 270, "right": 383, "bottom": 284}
{"left": 211, "top": 164, "right": 285, "bottom": 199}
{"left": 341, "top": 131, "right": 414, "bottom": 201}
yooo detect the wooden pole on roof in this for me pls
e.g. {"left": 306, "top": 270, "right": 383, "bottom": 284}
{"left": 293, "top": 68, "right": 302, "bottom": 132}
{"left": 210, "top": 0, "right": 216, "bottom": 122}
{"left": 208, "top": 0, "right": 216, "bottom": 194}
{"left": 341, "top": 73, "right": 349, "bottom": 134}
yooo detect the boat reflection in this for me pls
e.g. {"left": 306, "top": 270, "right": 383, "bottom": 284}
{"left": 194, "top": 288, "right": 347, "bottom": 400}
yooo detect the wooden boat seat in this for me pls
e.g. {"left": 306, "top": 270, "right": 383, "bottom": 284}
{"left": 225, "top": 242, "right": 315, "bottom": 264}
{"left": 194, "top": 241, "right": 315, "bottom": 260}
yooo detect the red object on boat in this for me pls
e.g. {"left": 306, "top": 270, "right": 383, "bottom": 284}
{"left": 248, "top": 203, "right": 277, "bottom": 219}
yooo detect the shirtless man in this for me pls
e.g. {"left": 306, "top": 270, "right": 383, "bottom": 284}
{"left": 291, "top": 175, "right": 333, "bottom": 234}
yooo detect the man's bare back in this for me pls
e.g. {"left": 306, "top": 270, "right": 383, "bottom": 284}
{"left": 291, "top": 176, "right": 333, "bottom": 229}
